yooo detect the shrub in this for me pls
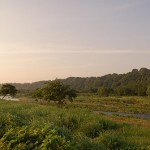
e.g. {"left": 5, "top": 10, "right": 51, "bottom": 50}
{"left": 57, "top": 114, "right": 81, "bottom": 131}
{"left": 0, "top": 127, "right": 71, "bottom": 150}
{"left": 102, "top": 134, "right": 138, "bottom": 150}
{"left": 76, "top": 138, "right": 106, "bottom": 150}
{"left": 81, "top": 119, "right": 122, "bottom": 139}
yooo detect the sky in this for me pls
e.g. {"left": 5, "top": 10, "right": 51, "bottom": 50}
{"left": 0, "top": 0, "right": 150, "bottom": 83}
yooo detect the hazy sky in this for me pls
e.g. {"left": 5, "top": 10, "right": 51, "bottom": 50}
{"left": 0, "top": 0, "right": 150, "bottom": 83}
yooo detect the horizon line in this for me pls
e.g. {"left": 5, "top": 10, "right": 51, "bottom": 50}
{"left": 0, "top": 67, "right": 149, "bottom": 84}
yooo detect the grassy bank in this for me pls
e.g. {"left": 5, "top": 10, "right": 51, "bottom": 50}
{"left": 0, "top": 99, "right": 150, "bottom": 149}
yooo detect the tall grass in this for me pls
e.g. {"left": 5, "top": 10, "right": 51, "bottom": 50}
{"left": 0, "top": 99, "right": 150, "bottom": 149}
{"left": 71, "top": 94, "right": 150, "bottom": 113}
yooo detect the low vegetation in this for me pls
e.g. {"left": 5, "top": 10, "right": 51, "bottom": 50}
{"left": 0, "top": 100, "right": 150, "bottom": 149}
{"left": 70, "top": 94, "right": 150, "bottom": 114}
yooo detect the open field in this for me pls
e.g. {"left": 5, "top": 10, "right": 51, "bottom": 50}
{"left": 69, "top": 94, "right": 150, "bottom": 114}
{"left": 0, "top": 97, "right": 150, "bottom": 149}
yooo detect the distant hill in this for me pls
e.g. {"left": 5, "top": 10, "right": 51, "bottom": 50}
{"left": 11, "top": 68, "right": 150, "bottom": 92}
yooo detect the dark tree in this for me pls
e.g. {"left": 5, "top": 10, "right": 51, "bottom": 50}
{"left": 0, "top": 84, "right": 17, "bottom": 99}
{"left": 146, "top": 86, "right": 150, "bottom": 96}
{"left": 97, "top": 87, "right": 112, "bottom": 97}
{"left": 32, "top": 88, "right": 44, "bottom": 101}
{"left": 66, "top": 89, "right": 77, "bottom": 102}
{"left": 33, "top": 80, "right": 77, "bottom": 104}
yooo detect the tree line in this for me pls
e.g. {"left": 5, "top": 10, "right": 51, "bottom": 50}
{"left": 1, "top": 68, "right": 150, "bottom": 97}
{"left": 61, "top": 68, "right": 150, "bottom": 96}
{"left": 98, "top": 85, "right": 150, "bottom": 97}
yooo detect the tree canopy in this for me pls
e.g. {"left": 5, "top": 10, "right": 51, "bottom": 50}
{"left": 0, "top": 84, "right": 17, "bottom": 99}
{"left": 8, "top": 68, "right": 150, "bottom": 96}
{"left": 98, "top": 87, "right": 112, "bottom": 97}
{"left": 32, "top": 80, "right": 77, "bottom": 104}
{"left": 146, "top": 86, "right": 150, "bottom": 96}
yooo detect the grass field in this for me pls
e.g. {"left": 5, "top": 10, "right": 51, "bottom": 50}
{"left": 0, "top": 96, "right": 150, "bottom": 149}
{"left": 69, "top": 94, "right": 150, "bottom": 114}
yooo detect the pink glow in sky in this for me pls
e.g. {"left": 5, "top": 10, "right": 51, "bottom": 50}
{"left": 0, "top": 0, "right": 150, "bottom": 83}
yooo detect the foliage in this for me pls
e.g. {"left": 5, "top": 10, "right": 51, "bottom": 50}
{"left": 66, "top": 89, "right": 77, "bottom": 102}
{"left": 7, "top": 68, "right": 150, "bottom": 97}
{"left": 11, "top": 68, "right": 150, "bottom": 96}
{"left": 43, "top": 80, "right": 68, "bottom": 103}
{"left": 61, "top": 68, "right": 150, "bottom": 94}
{"left": 0, "top": 84, "right": 17, "bottom": 98}
{"left": 71, "top": 94, "right": 150, "bottom": 114}
{"left": 32, "top": 80, "right": 77, "bottom": 104}
{"left": 102, "top": 134, "right": 138, "bottom": 150}
{"left": 0, "top": 100, "right": 150, "bottom": 149}
{"left": 147, "top": 85, "right": 150, "bottom": 96}
{"left": 98, "top": 87, "right": 112, "bottom": 97}
{"left": 32, "top": 88, "right": 44, "bottom": 101}
{"left": 0, "top": 127, "right": 71, "bottom": 150}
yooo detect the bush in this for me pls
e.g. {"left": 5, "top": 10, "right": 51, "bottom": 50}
{"left": 97, "top": 87, "right": 112, "bottom": 97}
{"left": 0, "top": 127, "right": 71, "bottom": 150}
{"left": 82, "top": 122, "right": 103, "bottom": 138}
{"left": 81, "top": 119, "right": 122, "bottom": 138}
{"left": 76, "top": 138, "right": 106, "bottom": 150}
{"left": 102, "top": 134, "right": 139, "bottom": 150}
{"left": 57, "top": 114, "right": 81, "bottom": 131}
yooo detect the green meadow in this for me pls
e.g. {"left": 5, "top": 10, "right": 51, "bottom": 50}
{"left": 0, "top": 95, "right": 150, "bottom": 149}
{"left": 70, "top": 94, "right": 150, "bottom": 114}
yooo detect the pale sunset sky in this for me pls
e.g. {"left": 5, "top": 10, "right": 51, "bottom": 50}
{"left": 0, "top": 0, "right": 150, "bottom": 83}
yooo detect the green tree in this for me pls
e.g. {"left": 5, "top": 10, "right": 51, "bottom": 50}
{"left": 0, "top": 84, "right": 17, "bottom": 99}
{"left": 40, "top": 80, "right": 77, "bottom": 104}
{"left": 115, "top": 86, "right": 132, "bottom": 96}
{"left": 146, "top": 86, "right": 150, "bottom": 96}
{"left": 32, "top": 88, "right": 44, "bottom": 101}
{"left": 137, "top": 84, "right": 147, "bottom": 96}
{"left": 66, "top": 88, "right": 77, "bottom": 102}
{"left": 97, "top": 87, "right": 112, "bottom": 97}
